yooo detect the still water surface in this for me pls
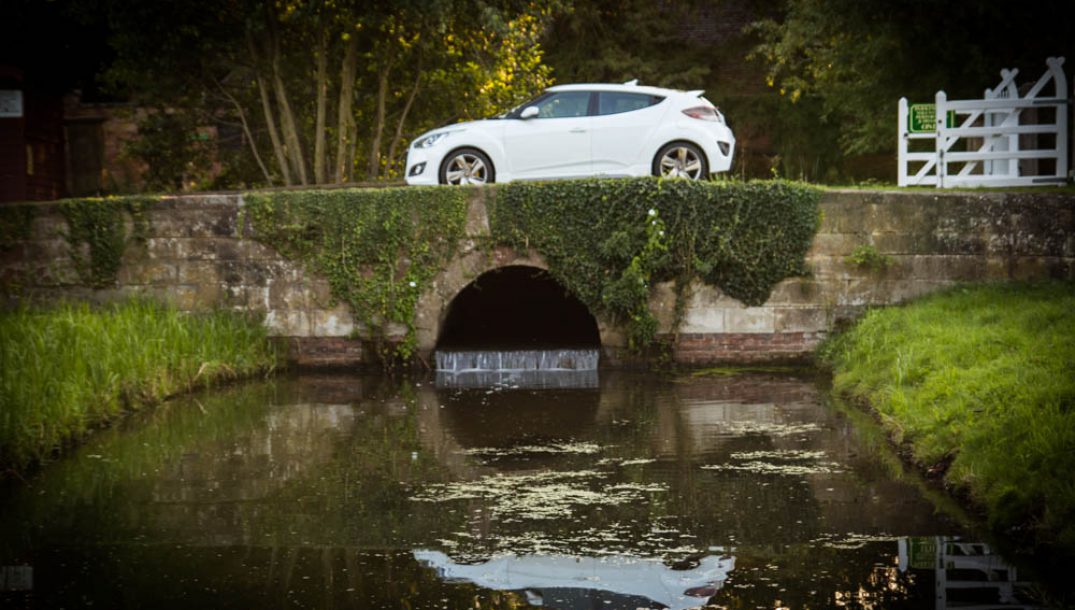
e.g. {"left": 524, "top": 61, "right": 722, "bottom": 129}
{"left": 0, "top": 372, "right": 1049, "bottom": 609}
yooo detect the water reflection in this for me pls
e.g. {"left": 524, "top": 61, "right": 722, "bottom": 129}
{"left": 415, "top": 551, "right": 734, "bottom": 610}
{"left": 0, "top": 372, "right": 1058, "bottom": 608}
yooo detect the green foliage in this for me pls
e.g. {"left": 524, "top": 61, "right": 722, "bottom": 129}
{"left": 244, "top": 187, "right": 469, "bottom": 363}
{"left": 542, "top": 0, "right": 712, "bottom": 88}
{"left": 751, "top": 0, "right": 1075, "bottom": 156}
{"left": 0, "top": 204, "right": 35, "bottom": 251}
{"left": 490, "top": 178, "right": 821, "bottom": 349}
{"left": 0, "top": 300, "right": 278, "bottom": 471}
{"left": 820, "top": 282, "right": 1075, "bottom": 551}
{"left": 59, "top": 196, "right": 151, "bottom": 288}
{"left": 103, "top": 0, "right": 557, "bottom": 187}
{"left": 124, "top": 111, "right": 214, "bottom": 191}
{"left": 845, "top": 244, "right": 892, "bottom": 272}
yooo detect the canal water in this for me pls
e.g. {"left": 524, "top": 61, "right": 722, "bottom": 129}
{"left": 0, "top": 372, "right": 1050, "bottom": 609}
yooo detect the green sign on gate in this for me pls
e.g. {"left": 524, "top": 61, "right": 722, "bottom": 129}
{"left": 908, "top": 103, "right": 957, "bottom": 133}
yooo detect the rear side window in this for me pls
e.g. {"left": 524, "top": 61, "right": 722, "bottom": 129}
{"left": 597, "top": 92, "right": 664, "bottom": 116}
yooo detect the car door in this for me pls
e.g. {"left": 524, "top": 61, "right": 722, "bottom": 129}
{"left": 501, "top": 91, "right": 593, "bottom": 180}
{"left": 590, "top": 92, "right": 667, "bottom": 175}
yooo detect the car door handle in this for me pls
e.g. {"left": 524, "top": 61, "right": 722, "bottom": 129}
{"left": 569, "top": 128, "right": 586, "bottom": 134}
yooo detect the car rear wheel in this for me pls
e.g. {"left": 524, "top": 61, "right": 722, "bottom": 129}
{"left": 653, "top": 142, "right": 708, "bottom": 180}
{"left": 439, "top": 148, "right": 495, "bottom": 185}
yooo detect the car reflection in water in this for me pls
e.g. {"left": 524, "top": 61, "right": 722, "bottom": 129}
{"left": 414, "top": 551, "right": 734, "bottom": 610}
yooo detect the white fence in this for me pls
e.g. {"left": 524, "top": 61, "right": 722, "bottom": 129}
{"left": 898, "top": 57, "right": 1069, "bottom": 188}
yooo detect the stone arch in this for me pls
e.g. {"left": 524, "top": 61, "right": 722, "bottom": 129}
{"left": 437, "top": 264, "right": 600, "bottom": 349}
{"left": 415, "top": 247, "right": 623, "bottom": 360}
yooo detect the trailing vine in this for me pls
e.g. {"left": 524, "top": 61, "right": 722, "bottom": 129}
{"left": 243, "top": 186, "right": 469, "bottom": 365}
{"left": 59, "top": 197, "right": 150, "bottom": 288}
{"left": 0, "top": 205, "right": 35, "bottom": 252}
{"left": 489, "top": 177, "right": 821, "bottom": 349}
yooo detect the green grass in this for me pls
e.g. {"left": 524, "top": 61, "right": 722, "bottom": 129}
{"left": 0, "top": 300, "right": 279, "bottom": 471}
{"left": 819, "top": 281, "right": 1075, "bottom": 550}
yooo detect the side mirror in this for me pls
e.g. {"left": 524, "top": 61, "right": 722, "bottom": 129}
{"left": 520, "top": 106, "right": 539, "bottom": 119}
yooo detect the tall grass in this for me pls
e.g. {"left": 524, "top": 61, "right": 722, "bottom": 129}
{"left": 820, "top": 281, "right": 1075, "bottom": 550}
{"left": 0, "top": 300, "right": 278, "bottom": 470}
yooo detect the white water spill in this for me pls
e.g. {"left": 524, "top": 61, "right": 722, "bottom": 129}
{"left": 435, "top": 349, "right": 600, "bottom": 389}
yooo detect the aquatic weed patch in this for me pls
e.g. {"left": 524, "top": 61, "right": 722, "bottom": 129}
{"left": 820, "top": 281, "right": 1075, "bottom": 551}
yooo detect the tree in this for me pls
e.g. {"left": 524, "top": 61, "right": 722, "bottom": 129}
{"left": 102, "top": 0, "right": 558, "bottom": 188}
{"left": 752, "top": 0, "right": 1075, "bottom": 156}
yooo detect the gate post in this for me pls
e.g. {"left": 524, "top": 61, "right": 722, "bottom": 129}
{"left": 935, "top": 90, "right": 948, "bottom": 188}
{"left": 898, "top": 97, "right": 909, "bottom": 187}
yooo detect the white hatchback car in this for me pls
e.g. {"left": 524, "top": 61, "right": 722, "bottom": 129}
{"left": 404, "top": 81, "right": 735, "bottom": 185}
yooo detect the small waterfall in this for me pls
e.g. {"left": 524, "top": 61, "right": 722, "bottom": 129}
{"left": 435, "top": 348, "right": 599, "bottom": 389}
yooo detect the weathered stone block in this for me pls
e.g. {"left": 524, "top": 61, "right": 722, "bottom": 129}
{"left": 309, "top": 307, "right": 356, "bottom": 337}
{"left": 819, "top": 198, "right": 872, "bottom": 234}
{"left": 177, "top": 261, "right": 220, "bottom": 285}
{"left": 117, "top": 262, "right": 177, "bottom": 285}
{"left": 909, "top": 255, "right": 987, "bottom": 282}
{"left": 268, "top": 281, "right": 310, "bottom": 310}
{"left": 145, "top": 237, "right": 187, "bottom": 260}
{"left": 264, "top": 310, "right": 311, "bottom": 336}
{"left": 142, "top": 285, "right": 198, "bottom": 310}
{"left": 808, "top": 233, "right": 860, "bottom": 257}
{"left": 681, "top": 307, "right": 724, "bottom": 334}
{"left": 244, "top": 285, "right": 270, "bottom": 310}
{"left": 774, "top": 307, "right": 828, "bottom": 332}
{"left": 191, "top": 281, "right": 222, "bottom": 308}
{"left": 724, "top": 306, "right": 775, "bottom": 333}
{"left": 768, "top": 279, "right": 821, "bottom": 304}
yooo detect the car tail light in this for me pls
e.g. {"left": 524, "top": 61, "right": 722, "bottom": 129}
{"left": 682, "top": 106, "right": 721, "bottom": 122}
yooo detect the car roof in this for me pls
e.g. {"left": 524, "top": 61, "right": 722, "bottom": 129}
{"left": 546, "top": 83, "right": 702, "bottom": 98}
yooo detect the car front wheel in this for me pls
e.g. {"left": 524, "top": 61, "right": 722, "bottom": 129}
{"left": 439, "top": 148, "right": 495, "bottom": 185}
{"left": 653, "top": 142, "right": 708, "bottom": 180}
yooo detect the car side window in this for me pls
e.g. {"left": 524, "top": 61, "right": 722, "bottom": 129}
{"left": 597, "top": 92, "right": 664, "bottom": 116}
{"left": 535, "top": 92, "right": 591, "bottom": 118}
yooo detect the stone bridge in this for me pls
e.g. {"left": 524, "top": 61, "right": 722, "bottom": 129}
{"left": 1, "top": 188, "right": 1072, "bottom": 367}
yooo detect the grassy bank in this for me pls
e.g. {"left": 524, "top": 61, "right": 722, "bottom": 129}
{"left": 0, "top": 300, "right": 278, "bottom": 471}
{"left": 820, "top": 281, "right": 1075, "bottom": 552}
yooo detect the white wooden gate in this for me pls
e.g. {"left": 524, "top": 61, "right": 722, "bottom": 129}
{"left": 898, "top": 57, "right": 1069, "bottom": 188}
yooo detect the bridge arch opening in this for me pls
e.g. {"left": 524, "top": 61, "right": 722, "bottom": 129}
{"left": 436, "top": 265, "right": 600, "bottom": 350}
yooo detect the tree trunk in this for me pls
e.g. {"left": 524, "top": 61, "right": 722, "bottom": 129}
{"left": 366, "top": 62, "right": 392, "bottom": 179}
{"left": 386, "top": 68, "right": 422, "bottom": 177}
{"left": 247, "top": 29, "right": 291, "bottom": 185}
{"left": 268, "top": 24, "right": 309, "bottom": 185}
{"left": 313, "top": 28, "right": 329, "bottom": 184}
{"left": 335, "top": 35, "right": 359, "bottom": 183}
{"left": 217, "top": 80, "right": 273, "bottom": 185}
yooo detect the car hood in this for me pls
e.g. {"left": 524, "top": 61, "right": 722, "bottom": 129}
{"left": 427, "top": 119, "right": 498, "bottom": 136}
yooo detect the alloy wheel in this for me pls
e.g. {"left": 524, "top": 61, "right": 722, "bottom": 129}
{"left": 444, "top": 153, "right": 489, "bottom": 185}
{"left": 658, "top": 146, "right": 704, "bottom": 179}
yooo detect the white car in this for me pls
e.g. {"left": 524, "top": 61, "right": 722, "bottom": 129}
{"left": 405, "top": 81, "right": 735, "bottom": 185}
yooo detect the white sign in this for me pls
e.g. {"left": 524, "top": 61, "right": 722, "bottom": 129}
{"left": 0, "top": 90, "right": 23, "bottom": 118}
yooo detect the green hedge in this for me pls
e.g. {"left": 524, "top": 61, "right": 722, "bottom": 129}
{"left": 490, "top": 178, "right": 821, "bottom": 348}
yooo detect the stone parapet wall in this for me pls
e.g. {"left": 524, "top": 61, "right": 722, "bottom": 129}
{"left": 644, "top": 189, "right": 1074, "bottom": 364}
{"left": 1, "top": 188, "right": 1072, "bottom": 368}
